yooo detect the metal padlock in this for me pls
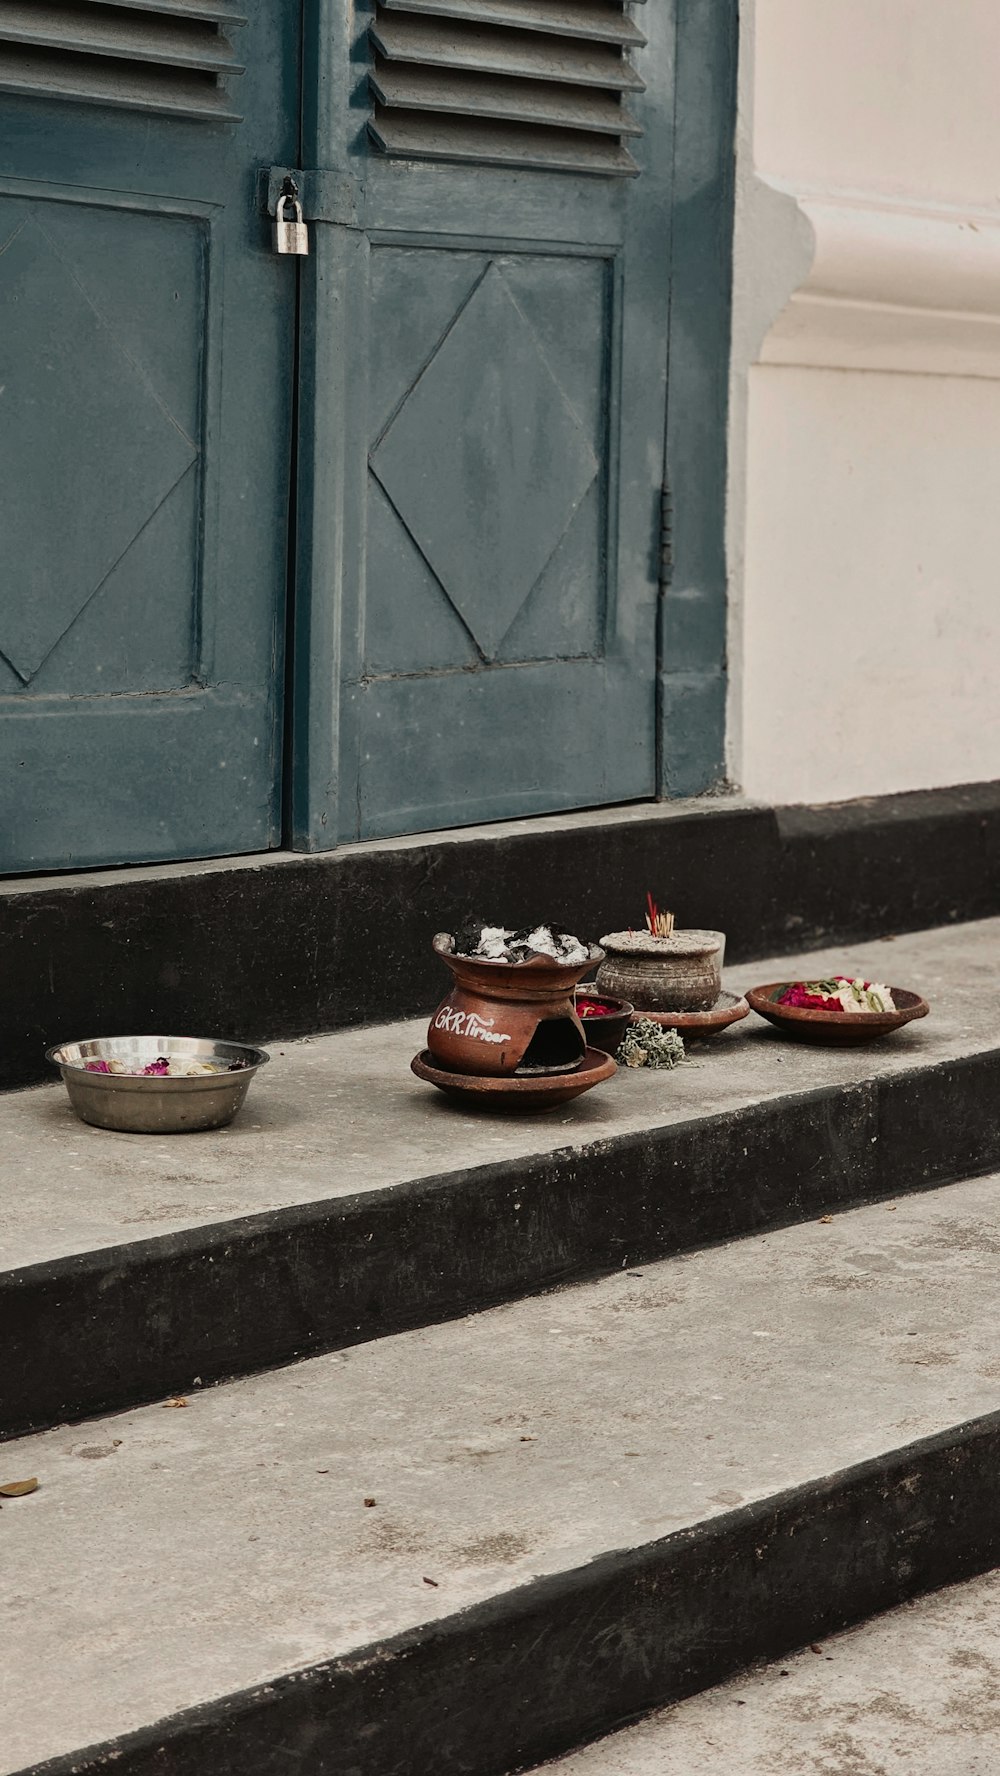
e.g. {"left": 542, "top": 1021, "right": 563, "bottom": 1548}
{"left": 273, "top": 193, "right": 308, "bottom": 257}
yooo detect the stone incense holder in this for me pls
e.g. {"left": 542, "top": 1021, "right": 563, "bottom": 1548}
{"left": 596, "top": 928, "right": 725, "bottom": 1014}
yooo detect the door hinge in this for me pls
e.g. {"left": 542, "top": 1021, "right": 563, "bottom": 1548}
{"left": 659, "top": 476, "right": 673, "bottom": 594}
{"left": 263, "top": 166, "right": 364, "bottom": 231}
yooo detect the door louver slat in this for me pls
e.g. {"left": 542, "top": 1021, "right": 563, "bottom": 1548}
{"left": 370, "top": 64, "right": 641, "bottom": 135}
{"left": 370, "top": 17, "right": 645, "bottom": 93}
{"left": 369, "top": 0, "right": 645, "bottom": 177}
{"left": 0, "top": 0, "right": 244, "bottom": 119}
{"left": 85, "top": 0, "right": 246, "bottom": 19}
{"left": 379, "top": 0, "right": 647, "bottom": 51}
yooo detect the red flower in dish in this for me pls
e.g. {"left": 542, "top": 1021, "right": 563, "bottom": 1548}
{"left": 778, "top": 986, "right": 836, "bottom": 1010}
{"left": 576, "top": 997, "right": 615, "bottom": 1018}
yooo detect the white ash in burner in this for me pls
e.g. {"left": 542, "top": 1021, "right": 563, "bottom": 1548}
{"left": 447, "top": 919, "right": 595, "bottom": 966}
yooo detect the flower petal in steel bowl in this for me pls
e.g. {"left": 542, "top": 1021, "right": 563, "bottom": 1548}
{"left": 46, "top": 1036, "right": 270, "bottom": 1133}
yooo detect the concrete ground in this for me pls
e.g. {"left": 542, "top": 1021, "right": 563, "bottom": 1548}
{"left": 2, "top": 1173, "right": 1000, "bottom": 1770}
{"left": 539, "top": 1568, "right": 1000, "bottom": 1775}
{"left": 2, "top": 918, "right": 994, "bottom": 1270}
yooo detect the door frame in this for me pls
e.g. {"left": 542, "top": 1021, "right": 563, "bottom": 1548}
{"left": 659, "top": 0, "right": 737, "bottom": 799}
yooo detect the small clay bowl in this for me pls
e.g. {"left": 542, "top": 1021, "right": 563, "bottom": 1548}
{"left": 411, "top": 1046, "right": 615, "bottom": 1112}
{"left": 746, "top": 985, "right": 929, "bottom": 1046}
{"left": 574, "top": 989, "right": 634, "bottom": 1055}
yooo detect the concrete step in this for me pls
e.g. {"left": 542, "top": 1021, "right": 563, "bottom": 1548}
{"left": 533, "top": 1567, "right": 1000, "bottom": 1774}
{"left": 3, "top": 1174, "right": 1000, "bottom": 1775}
{"left": 3, "top": 919, "right": 1000, "bottom": 1437}
{"left": 5, "top": 782, "right": 998, "bottom": 1094}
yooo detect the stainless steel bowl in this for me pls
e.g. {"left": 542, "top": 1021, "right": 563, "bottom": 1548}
{"left": 45, "top": 1036, "right": 270, "bottom": 1134}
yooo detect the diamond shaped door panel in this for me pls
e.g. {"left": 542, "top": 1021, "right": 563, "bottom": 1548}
{"left": 332, "top": 209, "right": 661, "bottom": 839}
{"left": 0, "top": 206, "right": 200, "bottom": 692}
{"left": 333, "top": 232, "right": 657, "bottom": 841}
{"left": 369, "top": 256, "right": 603, "bottom": 665}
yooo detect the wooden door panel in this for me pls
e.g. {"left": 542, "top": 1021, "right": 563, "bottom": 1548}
{"left": 294, "top": 0, "right": 673, "bottom": 844}
{"left": 0, "top": 194, "right": 204, "bottom": 693}
{"left": 344, "top": 651, "right": 652, "bottom": 839}
{"left": 0, "top": 1, "right": 300, "bottom": 872}
{"left": 367, "top": 251, "right": 609, "bottom": 667}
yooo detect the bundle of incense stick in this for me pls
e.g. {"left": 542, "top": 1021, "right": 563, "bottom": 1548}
{"left": 645, "top": 893, "right": 675, "bottom": 938}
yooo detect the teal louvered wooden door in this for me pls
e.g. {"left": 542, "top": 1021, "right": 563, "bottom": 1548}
{"left": 0, "top": 1, "right": 300, "bottom": 871}
{"left": 292, "top": 0, "right": 675, "bottom": 844}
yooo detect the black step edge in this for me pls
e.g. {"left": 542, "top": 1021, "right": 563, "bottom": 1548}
{"left": 1, "top": 779, "right": 999, "bottom": 1092}
{"left": 4, "top": 1047, "right": 999, "bottom": 1439}
{"left": 16, "top": 1408, "right": 1000, "bottom": 1776}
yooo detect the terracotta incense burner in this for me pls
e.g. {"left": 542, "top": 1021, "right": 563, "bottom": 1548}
{"left": 428, "top": 933, "right": 604, "bottom": 1077}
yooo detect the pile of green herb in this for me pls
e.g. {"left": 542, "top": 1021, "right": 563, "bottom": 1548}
{"left": 617, "top": 1020, "right": 686, "bottom": 1070}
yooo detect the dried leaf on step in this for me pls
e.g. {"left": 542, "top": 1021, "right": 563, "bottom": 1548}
{"left": 162, "top": 1397, "right": 189, "bottom": 1409}
{"left": 0, "top": 1478, "right": 39, "bottom": 1497}
{"left": 818, "top": 1216, "right": 834, "bottom": 1225}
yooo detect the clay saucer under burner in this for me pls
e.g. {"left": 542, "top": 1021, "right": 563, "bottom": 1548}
{"left": 411, "top": 1046, "right": 616, "bottom": 1112}
{"left": 627, "top": 991, "right": 750, "bottom": 1039}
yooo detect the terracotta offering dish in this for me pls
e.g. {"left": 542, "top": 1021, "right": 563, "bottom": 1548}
{"left": 632, "top": 991, "right": 749, "bottom": 1038}
{"left": 427, "top": 923, "right": 603, "bottom": 1077}
{"left": 411, "top": 1046, "right": 616, "bottom": 1112}
{"left": 46, "top": 1036, "right": 269, "bottom": 1133}
{"left": 574, "top": 988, "right": 634, "bottom": 1055}
{"left": 746, "top": 981, "right": 929, "bottom": 1046}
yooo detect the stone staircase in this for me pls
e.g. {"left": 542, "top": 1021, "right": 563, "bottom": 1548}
{"left": 2, "top": 919, "right": 1000, "bottom": 1773}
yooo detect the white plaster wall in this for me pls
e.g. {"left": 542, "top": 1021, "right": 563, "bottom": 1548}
{"left": 730, "top": 0, "right": 1000, "bottom": 804}
{"left": 753, "top": 1, "right": 1000, "bottom": 208}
